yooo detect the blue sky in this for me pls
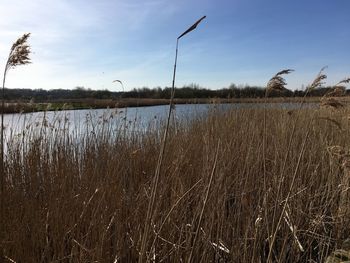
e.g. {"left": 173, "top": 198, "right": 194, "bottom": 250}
{"left": 0, "top": 0, "right": 349, "bottom": 91}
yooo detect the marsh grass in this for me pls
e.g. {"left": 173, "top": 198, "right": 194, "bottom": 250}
{"left": 1, "top": 104, "right": 350, "bottom": 262}
{"left": 1, "top": 33, "right": 31, "bottom": 260}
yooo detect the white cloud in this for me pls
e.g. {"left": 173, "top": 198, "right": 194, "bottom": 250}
{"left": 0, "top": 0, "right": 201, "bottom": 90}
{"left": 0, "top": 0, "right": 106, "bottom": 88}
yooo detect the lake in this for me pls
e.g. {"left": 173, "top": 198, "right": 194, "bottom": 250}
{"left": 2, "top": 102, "right": 317, "bottom": 141}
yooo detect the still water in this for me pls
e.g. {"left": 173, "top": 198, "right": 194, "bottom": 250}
{"left": 2, "top": 102, "right": 316, "bottom": 140}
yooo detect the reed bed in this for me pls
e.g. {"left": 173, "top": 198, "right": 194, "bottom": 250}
{"left": 1, "top": 105, "right": 350, "bottom": 262}
{"left": 3, "top": 97, "right": 349, "bottom": 114}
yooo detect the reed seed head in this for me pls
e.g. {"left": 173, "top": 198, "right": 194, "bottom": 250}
{"left": 321, "top": 76, "right": 349, "bottom": 109}
{"left": 336, "top": 77, "right": 350, "bottom": 86}
{"left": 307, "top": 66, "right": 327, "bottom": 91}
{"left": 266, "top": 69, "right": 294, "bottom": 93}
{"left": 7, "top": 33, "right": 31, "bottom": 69}
{"left": 321, "top": 97, "right": 344, "bottom": 109}
{"left": 324, "top": 77, "right": 350, "bottom": 97}
{"left": 325, "top": 86, "right": 346, "bottom": 97}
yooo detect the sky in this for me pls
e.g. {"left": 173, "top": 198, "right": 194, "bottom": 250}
{"left": 0, "top": 0, "right": 350, "bottom": 91}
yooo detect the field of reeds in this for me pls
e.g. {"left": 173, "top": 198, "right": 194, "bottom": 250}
{"left": 2, "top": 32, "right": 350, "bottom": 263}
{"left": 1, "top": 98, "right": 222, "bottom": 114}
{"left": 1, "top": 102, "right": 350, "bottom": 262}
{"left": 3, "top": 96, "right": 350, "bottom": 114}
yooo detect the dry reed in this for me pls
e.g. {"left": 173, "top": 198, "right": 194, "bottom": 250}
{"left": 266, "top": 69, "right": 294, "bottom": 94}
{"left": 0, "top": 105, "right": 349, "bottom": 262}
{"left": 307, "top": 66, "right": 328, "bottom": 92}
{"left": 1, "top": 34, "right": 31, "bottom": 260}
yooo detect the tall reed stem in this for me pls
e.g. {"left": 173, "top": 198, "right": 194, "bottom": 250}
{"left": 138, "top": 39, "right": 179, "bottom": 263}
{"left": 0, "top": 62, "right": 7, "bottom": 261}
{"left": 187, "top": 140, "right": 220, "bottom": 263}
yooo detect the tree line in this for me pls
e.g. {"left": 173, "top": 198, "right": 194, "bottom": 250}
{"left": 2, "top": 84, "right": 348, "bottom": 102}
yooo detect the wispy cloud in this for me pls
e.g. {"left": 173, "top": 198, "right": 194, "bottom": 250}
{"left": 1, "top": 0, "right": 349, "bottom": 91}
{"left": 0, "top": 0, "right": 186, "bottom": 90}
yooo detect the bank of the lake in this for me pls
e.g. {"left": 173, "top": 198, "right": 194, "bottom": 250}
{"left": 1, "top": 96, "right": 345, "bottom": 114}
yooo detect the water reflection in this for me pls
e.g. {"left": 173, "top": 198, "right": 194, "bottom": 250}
{"left": 3, "top": 102, "right": 318, "bottom": 141}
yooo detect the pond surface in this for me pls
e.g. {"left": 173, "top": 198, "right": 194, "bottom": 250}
{"left": 2, "top": 102, "right": 317, "bottom": 140}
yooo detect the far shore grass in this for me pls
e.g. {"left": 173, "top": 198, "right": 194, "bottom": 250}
{"left": 2, "top": 96, "right": 347, "bottom": 114}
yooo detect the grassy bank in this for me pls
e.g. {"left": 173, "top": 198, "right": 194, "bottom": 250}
{"left": 2, "top": 96, "right": 348, "bottom": 114}
{"left": 1, "top": 104, "right": 350, "bottom": 262}
{"left": 2, "top": 98, "right": 215, "bottom": 113}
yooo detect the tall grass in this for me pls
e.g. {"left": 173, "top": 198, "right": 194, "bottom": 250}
{"left": 1, "top": 104, "right": 350, "bottom": 262}
{"left": 1, "top": 33, "right": 31, "bottom": 261}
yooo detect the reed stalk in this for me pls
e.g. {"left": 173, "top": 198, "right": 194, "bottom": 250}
{"left": 1, "top": 34, "right": 31, "bottom": 259}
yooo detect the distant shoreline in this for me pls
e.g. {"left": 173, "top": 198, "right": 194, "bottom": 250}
{"left": 0, "top": 97, "right": 345, "bottom": 114}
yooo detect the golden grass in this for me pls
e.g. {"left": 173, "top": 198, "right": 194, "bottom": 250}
{"left": 0, "top": 97, "right": 345, "bottom": 114}
{"left": 1, "top": 33, "right": 31, "bottom": 261}
{"left": 1, "top": 104, "right": 350, "bottom": 262}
